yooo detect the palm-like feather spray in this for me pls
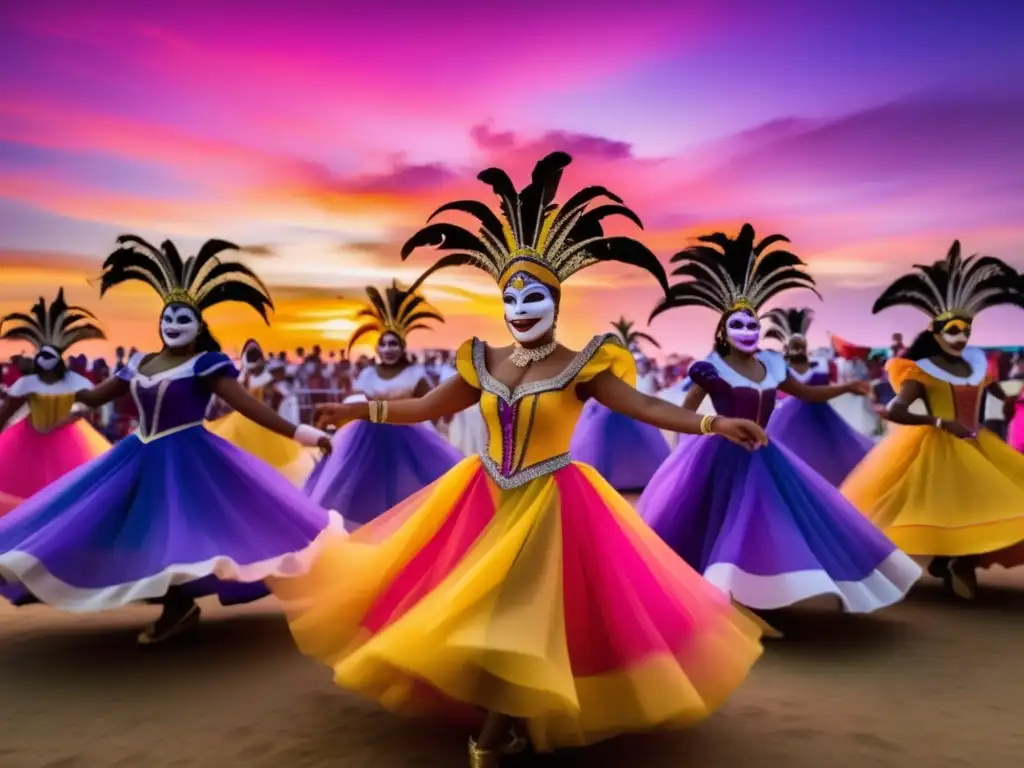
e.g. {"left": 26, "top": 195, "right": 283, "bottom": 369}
{"left": 99, "top": 235, "right": 274, "bottom": 322}
{"left": 650, "top": 223, "right": 818, "bottom": 321}
{"left": 0, "top": 288, "right": 105, "bottom": 351}
{"left": 872, "top": 240, "right": 1021, "bottom": 324}
{"left": 347, "top": 280, "right": 444, "bottom": 354}
{"left": 763, "top": 307, "right": 814, "bottom": 344}
{"left": 610, "top": 316, "right": 660, "bottom": 351}
{"left": 401, "top": 151, "right": 668, "bottom": 293}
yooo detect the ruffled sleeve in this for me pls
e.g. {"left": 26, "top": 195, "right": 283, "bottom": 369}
{"left": 687, "top": 361, "right": 721, "bottom": 392}
{"left": 194, "top": 351, "right": 239, "bottom": 379}
{"left": 886, "top": 358, "right": 928, "bottom": 390}
{"left": 455, "top": 338, "right": 481, "bottom": 390}
{"left": 576, "top": 335, "right": 637, "bottom": 387}
{"left": 6, "top": 375, "right": 35, "bottom": 398}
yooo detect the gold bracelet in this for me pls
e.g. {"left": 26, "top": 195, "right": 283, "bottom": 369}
{"left": 700, "top": 414, "right": 717, "bottom": 435}
{"left": 379, "top": 399, "right": 389, "bottom": 424}
{"left": 367, "top": 399, "right": 379, "bottom": 423}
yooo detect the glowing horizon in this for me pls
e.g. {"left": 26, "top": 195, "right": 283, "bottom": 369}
{"left": 3, "top": 1, "right": 1024, "bottom": 362}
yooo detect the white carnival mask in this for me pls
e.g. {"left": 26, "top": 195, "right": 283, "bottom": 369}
{"left": 377, "top": 332, "right": 404, "bottom": 365}
{"left": 160, "top": 304, "right": 200, "bottom": 349}
{"left": 725, "top": 310, "right": 761, "bottom": 354}
{"left": 35, "top": 344, "right": 62, "bottom": 371}
{"left": 503, "top": 275, "right": 556, "bottom": 344}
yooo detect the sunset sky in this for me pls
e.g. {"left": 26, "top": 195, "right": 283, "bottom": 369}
{"left": 2, "top": 1, "right": 1024, "bottom": 361}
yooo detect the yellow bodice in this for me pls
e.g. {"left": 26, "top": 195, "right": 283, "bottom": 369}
{"left": 27, "top": 393, "right": 78, "bottom": 432}
{"left": 888, "top": 357, "right": 989, "bottom": 429}
{"left": 456, "top": 334, "right": 635, "bottom": 488}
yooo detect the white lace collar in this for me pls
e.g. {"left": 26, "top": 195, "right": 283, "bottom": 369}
{"left": 915, "top": 346, "right": 988, "bottom": 386}
{"left": 706, "top": 349, "right": 788, "bottom": 391}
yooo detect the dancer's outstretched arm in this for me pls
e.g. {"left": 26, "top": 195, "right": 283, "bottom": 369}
{"left": 985, "top": 381, "right": 1017, "bottom": 422}
{"left": 779, "top": 375, "right": 868, "bottom": 403}
{"left": 885, "top": 379, "right": 974, "bottom": 438}
{"left": 74, "top": 376, "right": 129, "bottom": 409}
{"left": 682, "top": 383, "right": 708, "bottom": 412}
{"left": 581, "top": 371, "right": 766, "bottom": 450}
{"left": 210, "top": 376, "right": 333, "bottom": 454}
{"left": 315, "top": 375, "right": 479, "bottom": 428}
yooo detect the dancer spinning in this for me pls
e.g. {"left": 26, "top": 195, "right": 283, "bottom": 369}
{"left": 842, "top": 241, "right": 1024, "bottom": 599}
{"left": 639, "top": 224, "right": 920, "bottom": 614}
{"left": 303, "top": 281, "right": 461, "bottom": 529}
{"left": 0, "top": 289, "right": 111, "bottom": 516}
{"left": 571, "top": 317, "right": 670, "bottom": 491}
{"left": 208, "top": 339, "right": 316, "bottom": 486}
{"left": 0, "top": 235, "right": 338, "bottom": 644}
{"left": 271, "top": 152, "right": 767, "bottom": 767}
{"left": 764, "top": 308, "right": 874, "bottom": 485}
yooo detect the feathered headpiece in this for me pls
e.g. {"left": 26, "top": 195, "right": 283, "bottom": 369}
{"left": 0, "top": 288, "right": 105, "bottom": 352}
{"left": 610, "top": 316, "right": 660, "bottom": 351}
{"left": 872, "top": 240, "right": 1021, "bottom": 327}
{"left": 99, "top": 235, "right": 274, "bottom": 322}
{"left": 650, "top": 223, "right": 818, "bottom": 321}
{"left": 347, "top": 280, "right": 443, "bottom": 354}
{"left": 763, "top": 307, "right": 814, "bottom": 344}
{"left": 400, "top": 151, "right": 668, "bottom": 294}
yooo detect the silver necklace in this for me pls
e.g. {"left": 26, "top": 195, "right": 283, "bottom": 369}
{"left": 510, "top": 340, "right": 558, "bottom": 368}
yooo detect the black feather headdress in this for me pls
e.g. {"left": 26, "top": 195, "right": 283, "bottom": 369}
{"left": 1, "top": 288, "right": 105, "bottom": 352}
{"left": 99, "top": 235, "right": 274, "bottom": 322}
{"left": 347, "top": 280, "right": 443, "bottom": 354}
{"left": 610, "top": 316, "right": 660, "bottom": 351}
{"left": 763, "top": 307, "right": 814, "bottom": 344}
{"left": 400, "top": 151, "right": 668, "bottom": 294}
{"left": 650, "top": 223, "right": 819, "bottom": 321}
{"left": 872, "top": 240, "right": 1021, "bottom": 327}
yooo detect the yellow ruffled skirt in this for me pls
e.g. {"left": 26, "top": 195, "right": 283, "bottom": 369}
{"left": 842, "top": 425, "right": 1024, "bottom": 564}
{"left": 270, "top": 456, "right": 762, "bottom": 751}
{"left": 207, "top": 413, "right": 315, "bottom": 487}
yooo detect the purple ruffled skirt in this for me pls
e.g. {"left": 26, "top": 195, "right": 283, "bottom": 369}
{"left": 304, "top": 421, "right": 461, "bottom": 529}
{"left": 767, "top": 398, "right": 874, "bottom": 486}
{"left": 0, "top": 426, "right": 339, "bottom": 611}
{"left": 570, "top": 400, "right": 670, "bottom": 491}
{"left": 638, "top": 434, "right": 920, "bottom": 612}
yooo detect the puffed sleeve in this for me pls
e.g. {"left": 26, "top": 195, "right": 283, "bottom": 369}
{"left": 686, "top": 361, "right": 721, "bottom": 392}
{"left": 194, "top": 351, "right": 239, "bottom": 379}
{"left": 455, "top": 338, "right": 481, "bottom": 389}
{"left": 576, "top": 336, "right": 637, "bottom": 387}
{"left": 6, "top": 375, "right": 35, "bottom": 398}
{"left": 885, "top": 358, "right": 928, "bottom": 391}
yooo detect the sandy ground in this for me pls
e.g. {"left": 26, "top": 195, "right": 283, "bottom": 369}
{"left": 3, "top": 570, "right": 1024, "bottom": 767}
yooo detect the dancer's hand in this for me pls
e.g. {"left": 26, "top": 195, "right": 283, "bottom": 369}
{"left": 714, "top": 417, "right": 768, "bottom": 450}
{"left": 939, "top": 419, "right": 976, "bottom": 439}
{"left": 317, "top": 435, "right": 333, "bottom": 456}
{"left": 315, "top": 403, "right": 353, "bottom": 430}
{"left": 1003, "top": 399, "right": 1016, "bottom": 423}
{"left": 846, "top": 380, "right": 870, "bottom": 396}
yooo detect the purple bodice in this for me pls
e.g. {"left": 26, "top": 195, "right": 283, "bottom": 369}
{"left": 689, "top": 351, "right": 789, "bottom": 428}
{"left": 117, "top": 351, "right": 238, "bottom": 438}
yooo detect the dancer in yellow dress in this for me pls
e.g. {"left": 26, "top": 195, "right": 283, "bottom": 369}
{"left": 842, "top": 241, "right": 1024, "bottom": 600}
{"left": 208, "top": 339, "right": 316, "bottom": 486}
{"left": 271, "top": 151, "right": 768, "bottom": 767}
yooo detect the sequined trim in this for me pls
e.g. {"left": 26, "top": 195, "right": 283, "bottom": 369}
{"left": 471, "top": 333, "right": 620, "bottom": 404}
{"left": 479, "top": 452, "right": 571, "bottom": 489}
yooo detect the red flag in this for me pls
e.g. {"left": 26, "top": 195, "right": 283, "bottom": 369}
{"left": 830, "top": 333, "right": 872, "bottom": 360}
